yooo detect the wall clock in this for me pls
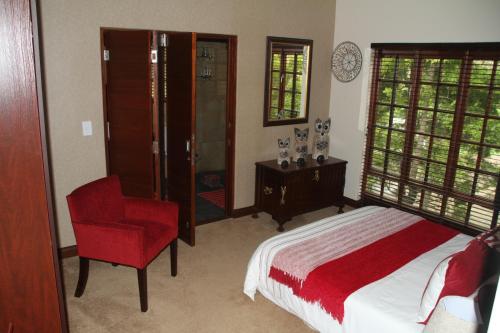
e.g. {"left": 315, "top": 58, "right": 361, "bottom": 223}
{"left": 331, "top": 41, "right": 362, "bottom": 82}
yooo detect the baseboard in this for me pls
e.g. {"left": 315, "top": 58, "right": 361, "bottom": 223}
{"left": 343, "top": 196, "right": 363, "bottom": 208}
{"left": 59, "top": 245, "right": 77, "bottom": 259}
{"left": 232, "top": 199, "right": 360, "bottom": 218}
{"left": 231, "top": 205, "right": 260, "bottom": 218}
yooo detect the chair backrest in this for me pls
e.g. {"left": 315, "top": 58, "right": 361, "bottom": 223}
{"left": 67, "top": 175, "right": 125, "bottom": 224}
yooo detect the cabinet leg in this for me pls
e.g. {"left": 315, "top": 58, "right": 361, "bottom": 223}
{"left": 251, "top": 213, "right": 259, "bottom": 219}
{"left": 338, "top": 204, "right": 344, "bottom": 214}
{"left": 274, "top": 217, "right": 290, "bottom": 232}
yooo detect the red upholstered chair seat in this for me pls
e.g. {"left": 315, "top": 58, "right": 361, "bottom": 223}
{"left": 73, "top": 218, "right": 176, "bottom": 269}
{"left": 67, "top": 175, "right": 178, "bottom": 311}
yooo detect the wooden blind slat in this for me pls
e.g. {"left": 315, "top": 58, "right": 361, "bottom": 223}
{"left": 362, "top": 44, "right": 500, "bottom": 232}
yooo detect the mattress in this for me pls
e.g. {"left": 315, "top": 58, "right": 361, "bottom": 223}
{"left": 243, "top": 206, "right": 472, "bottom": 333}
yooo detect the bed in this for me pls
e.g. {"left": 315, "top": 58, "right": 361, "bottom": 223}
{"left": 243, "top": 206, "right": 476, "bottom": 333}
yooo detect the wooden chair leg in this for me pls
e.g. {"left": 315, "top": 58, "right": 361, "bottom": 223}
{"left": 137, "top": 268, "right": 148, "bottom": 312}
{"left": 75, "top": 257, "right": 89, "bottom": 297}
{"left": 170, "top": 239, "right": 177, "bottom": 277}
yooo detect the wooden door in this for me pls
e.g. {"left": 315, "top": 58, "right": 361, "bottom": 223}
{"left": 102, "top": 29, "right": 157, "bottom": 198}
{"left": 163, "top": 32, "right": 197, "bottom": 245}
{"left": 0, "top": 0, "right": 68, "bottom": 331}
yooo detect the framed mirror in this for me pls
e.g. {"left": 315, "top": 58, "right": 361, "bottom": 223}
{"left": 263, "top": 36, "right": 313, "bottom": 127}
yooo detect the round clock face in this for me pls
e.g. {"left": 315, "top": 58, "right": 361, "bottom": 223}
{"left": 331, "top": 41, "right": 362, "bottom": 82}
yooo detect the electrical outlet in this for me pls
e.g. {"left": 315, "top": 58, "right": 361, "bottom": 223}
{"left": 82, "top": 121, "right": 92, "bottom": 136}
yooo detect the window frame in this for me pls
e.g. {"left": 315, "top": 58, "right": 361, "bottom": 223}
{"left": 361, "top": 43, "right": 500, "bottom": 234}
{"left": 263, "top": 36, "right": 313, "bottom": 127}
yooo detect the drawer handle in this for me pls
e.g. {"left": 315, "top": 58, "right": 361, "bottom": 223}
{"left": 263, "top": 186, "right": 273, "bottom": 195}
{"left": 280, "top": 186, "right": 287, "bottom": 205}
{"left": 313, "top": 170, "right": 320, "bottom": 182}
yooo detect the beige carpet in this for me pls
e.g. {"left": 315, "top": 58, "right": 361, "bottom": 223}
{"left": 62, "top": 206, "right": 352, "bottom": 332}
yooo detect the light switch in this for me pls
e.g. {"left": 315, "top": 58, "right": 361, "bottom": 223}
{"left": 82, "top": 121, "right": 93, "bottom": 136}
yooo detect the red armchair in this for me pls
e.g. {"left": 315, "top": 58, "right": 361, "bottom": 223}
{"left": 66, "top": 175, "right": 178, "bottom": 312}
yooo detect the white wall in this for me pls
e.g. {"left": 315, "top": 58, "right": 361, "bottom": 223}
{"left": 40, "top": 0, "right": 336, "bottom": 247}
{"left": 329, "top": 0, "right": 500, "bottom": 199}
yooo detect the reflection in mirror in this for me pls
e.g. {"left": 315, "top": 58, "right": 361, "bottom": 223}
{"left": 264, "top": 36, "right": 313, "bottom": 126}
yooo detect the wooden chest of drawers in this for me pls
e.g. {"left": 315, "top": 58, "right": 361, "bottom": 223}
{"left": 255, "top": 156, "right": 347, "bottom": 231}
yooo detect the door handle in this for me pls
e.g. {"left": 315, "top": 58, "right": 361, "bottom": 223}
{"left": 313, "top": 170, "right": 320, "bottom": 182}
{"left": 186, "top": 139, "right": 191, "bottom": 161}
{"left": 280, "top": 186, "right": 287, "bottom": 205}
{"left": 152, "top": 141, "right": 159, "bottom": 155}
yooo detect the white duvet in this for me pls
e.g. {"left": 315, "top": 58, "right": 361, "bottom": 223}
{"left": 243, "top": 206, "right": 472, "bottom": 333}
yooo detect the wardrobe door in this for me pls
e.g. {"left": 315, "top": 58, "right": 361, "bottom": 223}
{"left": 0, "top": 0, "right": 67, "bottom": 332}
{"left": 164, "top": 32, "right": 197, "bottom": 245}
{"left": 102, "top": 29, "right": 157, "bottom": 198}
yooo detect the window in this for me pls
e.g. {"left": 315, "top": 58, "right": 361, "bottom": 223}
{"left": 362, "top": 44, "right": 500, "bottom": 231}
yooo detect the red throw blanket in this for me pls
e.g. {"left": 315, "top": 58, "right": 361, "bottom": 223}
{"left": 270, "top": 208, "right": 423, "bottom": 289}
{"left": 269, "top": 220, "right": 459, "bottom": 323}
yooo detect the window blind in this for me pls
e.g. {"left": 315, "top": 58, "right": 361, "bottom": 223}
{"left": 362, "top": 43, "right": 500, "bottom": 232}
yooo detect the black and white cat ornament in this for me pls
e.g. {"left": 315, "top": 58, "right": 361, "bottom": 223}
{"left": 277, "top": 137, "right": 291, "bottom": 168}
{"left": 293, "top": 128, "right": 309, "bottom": 167}
{"left": 312, "top": 118, "right": 331, "bottom": 163}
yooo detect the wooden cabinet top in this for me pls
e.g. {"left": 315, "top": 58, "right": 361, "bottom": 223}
{"left": 256, "top": 155, "right": 347, "bottom": 173}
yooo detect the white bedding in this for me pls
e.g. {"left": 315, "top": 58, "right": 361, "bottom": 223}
{"left": 243, "top": 206, "right": 472, "bottom": 333}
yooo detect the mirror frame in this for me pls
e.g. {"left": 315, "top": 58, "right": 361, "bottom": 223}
{"left": 263, "top": 36, "right": 313, "bottom": 127}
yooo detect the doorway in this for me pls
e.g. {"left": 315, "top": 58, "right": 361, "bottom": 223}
{"left": 101, "top": 29, "right": 236, "bottom": 245}
{"left": 194, "top": 36, "right": 231, "bottom": 224}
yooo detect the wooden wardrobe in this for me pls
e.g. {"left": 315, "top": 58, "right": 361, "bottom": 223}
{"left": 0, "top": 0, "right": 68, "bottom": 332}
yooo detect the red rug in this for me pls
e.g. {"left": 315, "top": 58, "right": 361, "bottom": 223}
{"left": 198, "top": 189, "right": 225, "bottom": 208}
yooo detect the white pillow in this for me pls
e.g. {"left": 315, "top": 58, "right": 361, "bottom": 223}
{"left": 423, "top": 296, "right": 480, "bottom": 333}
{"left": 417, "top": 257, "right": 452, "bottom": 322}
{"left": 441, "top": 296, "right": 481, "bottom": 323}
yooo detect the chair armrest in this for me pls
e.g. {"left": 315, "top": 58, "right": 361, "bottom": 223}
{"left": 124, "top": 197, "right": 179, "bottom": 228}
{"left": 73, "top": 221, "right": 146, "bottom": 268}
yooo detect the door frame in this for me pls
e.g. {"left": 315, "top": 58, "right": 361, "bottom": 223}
{"left": 195, "top": 33, "right": 237, "bottom": 223}
{"left": 99, "top": 29, "right": 238, "bottom": 238}
{"left": 32, "top": 3, "right": 70, "bottom": 330}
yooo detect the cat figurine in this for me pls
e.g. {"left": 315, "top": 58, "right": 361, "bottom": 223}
{"left": 312, "top": 118, "right": 331, "bottom": 161}
{"left": 277, "top": 137, "right": 291, "bottom": 165}
{"left": 293, "top": 128, "right": 309, "bottom": 161}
